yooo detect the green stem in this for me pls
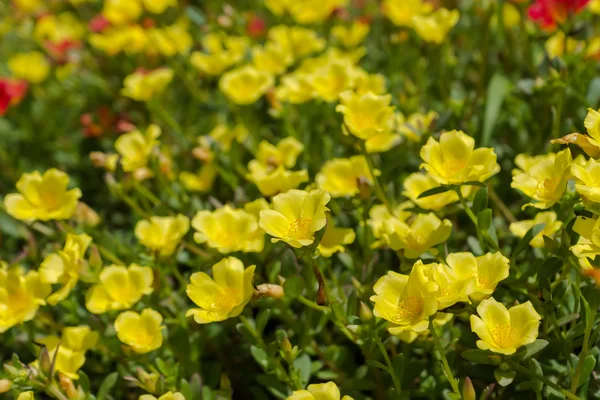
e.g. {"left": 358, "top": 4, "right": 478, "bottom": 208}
{"left": 359, "top": 141, "right": 395, "bottom": 216}
{"left": 430, "top": 319, "right": 461, "bottom": 397}
{"left": 47, "top": 383, "right": 69, "bottom": 400}
{"left": 373, "top": 335, "right": 402, "bottom": 396}
{"left": 456, "top": 187, "right": 500, "bottom": 251}
{"left": 570, "top": 309, "right": 596, "bottom": 393}
{"left": 507, "top": 360, "right": 580, "bottom": 400}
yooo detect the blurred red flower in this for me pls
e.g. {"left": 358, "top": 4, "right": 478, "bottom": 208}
{"left": 0, "top": 78, "right": 28, "bottom": 116}
{"left": 528, "top": 0, "right": 590, "bottom": 29}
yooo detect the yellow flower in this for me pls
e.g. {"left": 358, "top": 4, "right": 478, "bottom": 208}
{"left": 115, "top": 308, "right": 164, "bottom": 353}
{"left": 276, "top": 73, "right": 316, "bottom": 104}
{"left": 312, "top": 61, "right": 359, "bottom": 102}
{"left": 85, "top": 264, "right": 154, "bottom": 314}
{"left": 180, "top": 164, "right": 217, "bottom": 193}
{"left": 190, "top": 51, "right": 237, "bottom": 76}
{"left": 381, "top": 213, "right": 452, "bottom": 258}
{"left": 268, "top": 25, "right": 326, "bottom": 60}
{"left": 259, "top": 189, "right": 331, "bottom": 248}
{"left": 509, "top": 212, "right": 562, "bottom": 248}
{"left": 287, "top": 381, "right": 354, "bottom": 400}
{"left": 256, "top": 137, "right": 304, "bottom": 169}
{"left": 382, "top": 0, "right": 432, "bottom": 26}
{"left": 370, "top": 260, "right": 439, "bottom": 336}
{"left": 192, "top": 205, "right": 264, "bottom": 254}
{"left": 140, "top": 393, "right": 185, "bottom": 400}
{"left": 34, "top": 13, "right": 85, "bottom": 44}
{"left": 115, "top": 125, "right": 161, "bottom": 172}
{"left": 571, "top": 216, "right": 600, "bottom": 268}
{"left": 17, "top": 392, "right": 34, "bottom": 400}
{"left": 37, "top": 325, "right": 98, "bottom": 379}
{"left": 219, "top": 65, "right": 274, "bottom": 105}
{"left": 186, "top": 257, "right": 255, "bottom": 324}
{"left": 354, "top": 71, "right": 387, "bottom": 97}
{"left": 511, "top": 148, "right": 572, "bottom": 209}
{"left": 571, "top": 157, "right": 600, "bottom": 203}
{"left": 0, "top": 267, "right": 51, "bottom": 333}
{"left": 336, "top": 91, "right": 395, "bottom": 140}
{"left": 332, "top": 21, "right": 370, "bottom": 48}
{"left": 8, "top": 52, "right": 50, "bottom": 84}
{"left": 4, "top": 169, "right": 82, "bottom": 222}
{"left": 247, "top": 163, "right": 309, "bottom": 196}
{"left": 470, "top": 297, "right": 541, "bottom": 355}
{"left": 147, "top": 24, "right": 192, "bottom": 57}
{"left": 402, "top": 172, "right": 459, "bottom": 211}
{"left": 209, "top": 124, "right": 248, "bottom": 151}
{"left": 592, "top": 0, "right": 600, "bottom": 13}
{"left": 135, "top": 215, "right": 190, "bottom": 256}
{"left": 316, "top": 155, "right": 378, "bottom": 198}
{"left": 394, "top": 313, "right": 454, "bottom": 344}
{"left": 318, "top": 218, "right": 356, "bottom": 257}
{"left": 102, "top": 0, "right": 142, "bottom": 25}
{"left": 367, "top": 202, "right": 413, "bottom": 244}
{"left": 422, "top": 260, "right": 475, "bottom": 310}
{"left": 40, "top": 233, "right": 92, "bottom": 305}
{"left": 545, "top": 31, "right": 582, "bottom": 58}
{"left": 252, "top": 44, "right": 294, "bottom": 75}
{"left": 397, "top": 111, "right": 439, "bottom": 142}
{"left": 190, "top": 34, "right": 250, "bottom": 76}
{"left": 121, "top": 68, "right": 174, "bottom": 101}
{"left": 143, "top": 0, "right": 176, "bottom": 14}
{"left": 420, "top": 130, "right": 500, "bottom": 185}
{"left": 287, "top": 0, "right": 348, "bottom": 24}
{"left": 445, "top": 252, "right": 510, "bottom": 302}
{"left": 89, "top": 25, "right": 148, "bottom": 56}
{"left": 13, "top": 0, "right": 44, "bottom": 13}
{"left": 365, "top": 132, "right": 402, "bottom": 153}
{"left": 412, "top": 8, "right": 460, "bottom": 44}
{"left": 552, "top": 108, "right": 600, "bottom": 157}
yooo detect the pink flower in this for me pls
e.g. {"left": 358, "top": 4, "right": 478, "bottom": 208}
{"left": 528, "top": 0, "right": 590, "bottom": 30}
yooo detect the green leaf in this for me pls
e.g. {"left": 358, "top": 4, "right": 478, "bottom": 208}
{"left": 250, "top": 346, "right": 269, "bottom": 369}
{"left": 494, "top": 368, "right": 516, "bottom": 387}
{"left": 366, "top": 360, "right": 389, "bottom": 372}
{"left": 461, "top": 181, "right": 486, "bottom": 187}
{"left": 587, "top": 76, "right": 600, "bottom": 107}
{"left": 256, "top": 309, "right": 271, "bottom": 335}
{"left": 482, "top": 74, "right": 511, "bottom": 146}
{"left": 461, "top": 349, "right": 495, "bottom": 364}
{"left": 472, "top": 186, "right": 488, "bottom": 216}
{"left": 514, "top": 340, "right": 549, "bottom": 360}
{"left": 418, "top": 185, "right": 452, "bottom": 199}
{"left": 97, "top": 372, "right": 119, "bottom": 400}
{"left": 293, "top": 353, "right": 312, "bottom": 387}
{"left": 283, "top": 275, "right": 305, "bottom": 299}
{"left": 477, "top": 209, "right": 493, "bottom": 231}
{"left": 530, "top": 359, "right": 543, "bottom": 394}
{"left": 577, "top": 355, "right": 596, "bottom": 388}
{"left": 538, "top": 257, "right": 563, "bottom": 283}
{"left": 512, "top": 223, "right": 545, "bottom": 259}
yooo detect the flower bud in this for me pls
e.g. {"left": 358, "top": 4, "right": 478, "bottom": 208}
{"left": 462, "top": 377, "right": 476, "bottom": 400}
{"left": 0, "top": 379, "right": 12, "bottom": 393}
{"left": 359, "top": 301, "right": 373, "bottom": 323}
{"left": 256, "top": 283, "right": 285, "bottom": 299}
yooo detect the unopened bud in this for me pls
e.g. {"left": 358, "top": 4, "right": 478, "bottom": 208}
{"left": 347, "top": 324, "right": 361, "bottom": 334}
{"left": 59, "top": 373, "right": 78, "bottom": 399}
{"left": 133, "top": 167, "right": 153, "bottom": 181}
{"left": 220, "top": 374, "right": 231, "bottom": 389}
{"left": 462, "top": 377, "right": 476, "bottom": 400}
{"left": 359, "top": 301, "right": 373, "bottom": 323}
{"left": 192, "top": 146, "right": 214, "bottom": 162}
{"left": 256, "top": 283, "right": 285, "bottom": 299}
{"left": 75, "top": 202, "right": 101, "bottom": 226}
{"left": 39, "top": 346, "right": 52, "bottom": 376}
{"left": 0, "top": 379, "right": 12, "bottom": 393}
{"left": 281, "top": 336, "right": 292, "bottom": 353}
{"left": 357, "top": 176, "right": 372, "bottom": 200}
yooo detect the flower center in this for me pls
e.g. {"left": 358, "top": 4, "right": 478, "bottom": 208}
{"left": 391, "top": 295, "right": 423, "bottom": 325}
{"left": 536, "top": 177, "right": 559, "bottom": 200}
{"left": 443, "top": 158, "right": 466, "bottom": 175}
{"left": 490, "top": 325, "right": 517, "bottom": 349}
{"left": 288, "top": 218, "right": 312, "bottom": 239}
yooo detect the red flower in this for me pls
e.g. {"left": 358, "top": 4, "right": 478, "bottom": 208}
{"left": 0, "top": 78, "right": 28, "bottom": 116}
{"left": 44, "top": 39, "right": 81, "bottom": 64}
{"left": 89, "top": 15, "right": 110, "bottom": 33}
{"left": 528, "top": 0, "right": 590, "bottom": 30}
{"left": 246, "top": 14, "right": 267, "bottom": 38}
